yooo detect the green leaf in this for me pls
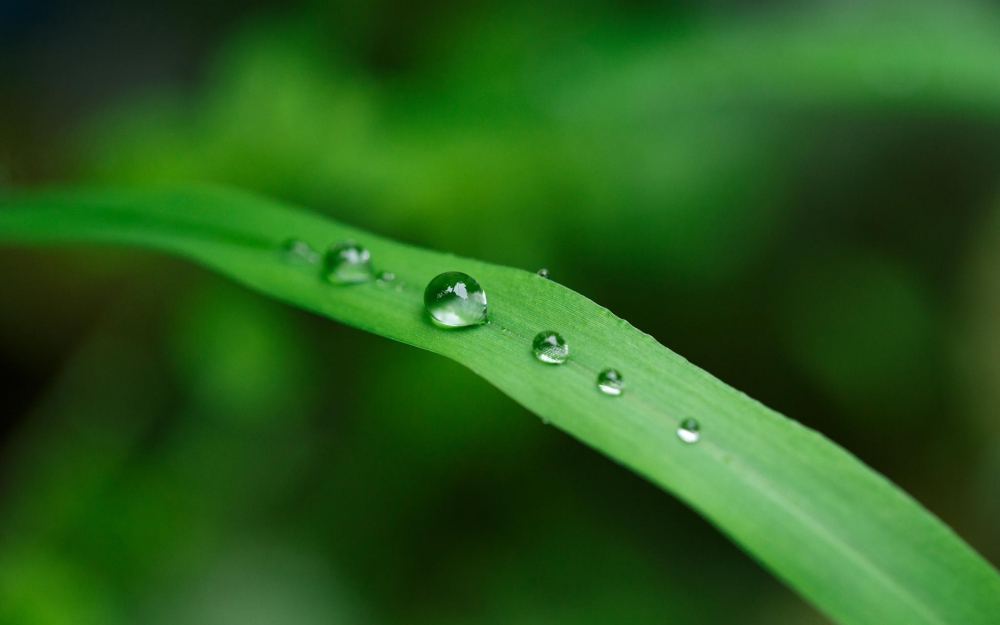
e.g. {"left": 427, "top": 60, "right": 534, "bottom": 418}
{"left": 1, "top": 186, "right": 998, "bottom": 625}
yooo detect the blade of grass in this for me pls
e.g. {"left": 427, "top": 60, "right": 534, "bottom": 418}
{"left": 1, "top": 186, "right": 998, "bottom": 625}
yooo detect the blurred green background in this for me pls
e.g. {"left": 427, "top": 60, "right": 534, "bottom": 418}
{"left": 3, "top": 0, "right": 1000, "bottom": 623}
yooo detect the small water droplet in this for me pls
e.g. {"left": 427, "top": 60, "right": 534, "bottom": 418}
{"left": 280, "top": 238, "right": 319, "bottom": 264}
{"left": 376, "top": 271, "right": 396, "bottom": 286}
{"left": 395, "top": 281, "right": 406, "bottom": 292}
{"left": 537, "top": 268, "right": 549, "bottom": 278}
{"left": 596, "top": 369, "right": 624, "bottom": 396}
{"left": 677, "top": 418, "right": 700, "bottom": 443}
{"left": 532, "top": 331, "right": 568, "bottom": 364}
{"left": 323, "top": 241, "right": 374, "bottom": 284}
{"left": 424, "top": 272, "right": 488, "bottom": 327}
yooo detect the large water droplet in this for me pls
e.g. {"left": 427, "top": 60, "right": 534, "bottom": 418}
{"left": 677, "top": 418, "right": 700, "bottom": 443}
{"left": 280, "top": 238, "right": 319, "bottom": 264}
{"left": 596, "top": 369, "right": 624, "bottom": 396}
{"left": 533, "top": 331, "right": 568, "bottom": 364}
{"left": 323, "top": 241, "right": 374, "bottom": 284}
{"left": 424, "top": 272, "right": 488, "bottom": 327}
{"left": 537, "top": 268, "right": 549, "bottom": 278}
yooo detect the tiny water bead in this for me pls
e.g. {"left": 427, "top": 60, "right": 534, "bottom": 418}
{"left": 677, "top": 418, "right": 701, "bottom": 443}
{"left": 424, "top": 272, "right": 488, "bottom": 327}
{"left": 596, "top": 369, "right": 624, "bottom": 396}
{"left": 532, "top": 331, "right": 569, "bottom": 364}
{"left": 537, "top": 268, "right": 549, "bottom": 278}
{"left": 323, "top": 241, "right": 375, "bottom": 284}
{"left": 280, "top": 238, "right": 319, "bottom": 264}
{"left": 376, "top": 271, "right": 395, "bottom": 285}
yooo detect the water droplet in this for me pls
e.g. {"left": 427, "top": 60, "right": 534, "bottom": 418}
{"left": 537, "top": 268, "right": 549, "bottom": 278}
{"left": 424, "top": 272, "right": 488, "bottom": 327}
{"left": 596, "top": 369, "right": 624, "bottom": 396}
{"left": 280, "top": 238, "right": 319, "bottom": 264}
{"left": 323, "top": 241, "right": 374, "bottom": 284}
{"left": 677, "top": 418, "right": 700, "bottom": 443}
{"left": 376, "top": 271, "right": 396, "bottom": 286}
{"left": 532, "top": 331, "right": 568, "bottom": 364}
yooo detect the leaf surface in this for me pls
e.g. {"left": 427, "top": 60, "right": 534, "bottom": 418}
{"left": 2, "top": 186, "right": 998, "bottom": 625}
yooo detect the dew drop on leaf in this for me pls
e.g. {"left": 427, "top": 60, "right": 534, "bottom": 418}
{"left": 533, "top": 331, "right": 568, "bottom": 364}
{"left": 424, "top": 272, "right": 488, "bottom": 327}
{"left": 537, "top": 268, "right": 549, "bottom": 278}
{"left": 677, "top": 418, "right": 701, "bottom": 443}
{"left": 322, "top": 241, "right": 374, "bottom": 284}
{"left": 596, "top": 368, "right": 624, "bottom": 396}
{"left": 280, "top": 238, "right": 319, "bottom": 265}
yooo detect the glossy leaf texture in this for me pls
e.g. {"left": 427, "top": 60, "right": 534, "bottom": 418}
{"left": 1, "top": 186, "right": 999, "bottom": 625}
